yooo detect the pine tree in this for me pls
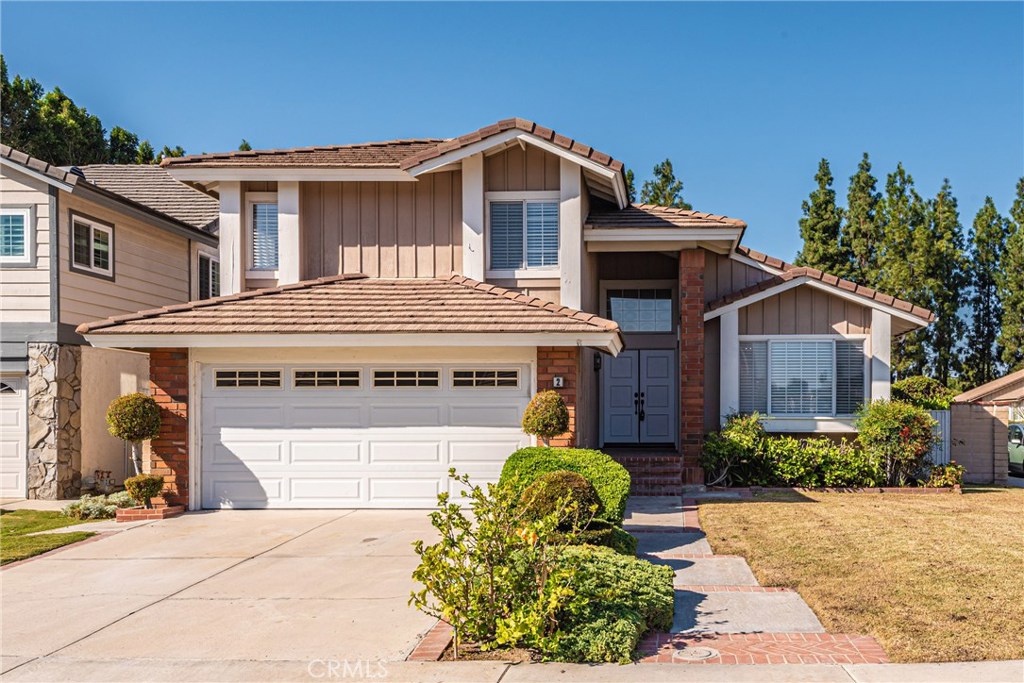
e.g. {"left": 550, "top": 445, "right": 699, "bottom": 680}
{"left": 876, "top": 163, "right": 929, "bottom": 377}
{"left": 921, "top": 180, "right": 968, "bottom": 385}
{"left": 840, "top": 153, "right": 881, "bottom": 284}
{"left": 964, "top": 197, "right": 1010, "bottom": 385}
{"left": 640, "top": 159, "right": 691, "bottom": 209}
{"left": 794, "top": 158, "right": 850, "bottom": 275}
{"left": 998, "top": 179, "right": 1024, "bottom": 371}
{"left": 623, "top": 168, "right": 636, "bottom": 204}
{"left": 238, "top": 139, "right": 252, "bottom": 151}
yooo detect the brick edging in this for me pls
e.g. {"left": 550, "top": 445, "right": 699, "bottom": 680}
{"left": 745, "top": 486, "right": 962, "bottom": 495}
{"left": 0, "top": 531, "right": 113, "bottom": 571}
{"left": 406, "top": 620, "right": 453, "bottom": 661}
{"left": 638, "top": 632, "right": 889, "bottom": 665}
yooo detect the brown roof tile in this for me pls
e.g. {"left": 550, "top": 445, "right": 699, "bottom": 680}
{"left": 586, "top": 204, "right": 747, "bottom": 230}
{"left": 161, "top": 139, "right": 447, "bottom": 169}
{"left": 77, "top": 274, "right": 622, "bottom": 337}
{"left": 1, "top": 144, "right": 80, "bottom": 186}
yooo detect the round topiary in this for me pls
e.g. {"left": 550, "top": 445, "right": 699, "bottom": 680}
{"left": 522, "top": 390, "right": 570, "bottom": 446}
{"left": 520, "top": 470, "right": 603, "bottom": 529}
{"left": 106, "top": 393, "right": 161, "bottom": 476}
{"left": 123, "top": 474, "right": 165, "bottom": 509}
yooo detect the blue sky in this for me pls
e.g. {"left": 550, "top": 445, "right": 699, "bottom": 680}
{"left": 3, "top": 2, "right": 1021, "bottom": 260}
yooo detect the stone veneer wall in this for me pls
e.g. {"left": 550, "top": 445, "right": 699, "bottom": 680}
{"left": 26, "top": 343, "right": 82, "bottom": 499}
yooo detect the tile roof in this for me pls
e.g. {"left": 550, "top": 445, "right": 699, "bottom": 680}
{"left": 706, "top": 264, "right": 934, "bottom": 321}
{"left": 399, "top": 118, "right": 624, "bottom": 173}
{"left": 954, "top": 369, "right": 1024, "bottom": 404}
{"left": 1, "top": 144, "right": 81, "bottom": 186}
{"left": 77, "top": 274, "right": 622, "bottom": 337}
{"left": 161, "top": 139, "right": 447, "bottom": 169}
{"left": 75, "top": 164, "right": 219, "bottom": 231}
{"left": 587, "top": 204, "right": 747, "bottom": 229}
{"left": 735, "top": 245, "right": 793, "bottom": 271}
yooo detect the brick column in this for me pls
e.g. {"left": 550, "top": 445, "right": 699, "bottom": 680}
{"left": 536, "top": 346, "right": 579, "bottom": 447}
{"left": 149, "top": 348, "right": 189, "bottom": 507}
{"left": 679, "top": 249, "right": 705, "bottom": 485}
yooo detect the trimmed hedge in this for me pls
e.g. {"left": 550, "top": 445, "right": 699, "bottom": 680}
{"left": 499, "top": 447, "right": 630, "bottom": 524}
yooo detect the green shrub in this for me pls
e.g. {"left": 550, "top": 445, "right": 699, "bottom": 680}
{"left": 892, "top": 376, "right": 957, "bottom": 410}
{"left": 925, "top": 461, "right": 965, "bottom": 488}
{"left": 106, "top": 393, "right": 161, "bottom": 475}
{"left": 552, "top": 546, "right": 674, "bottom": 663}
{"left": 123, "top": 474, "right": 165, "bottom": 508}
{"left": 500, "top": 448, "right": 630, "bottom": 524}
{"left": 857, "top": 400, "right": 937, "bottom": 486}
{"left": 820, "top": 440, "right": 883, "bottom": 487}
{"left": 521, "top": 391, "right": 570, "bottom": 445}
{"left": 61, "top": 491, "right": 136, "bottom": 520}
{"left": 521, "top": 470, "right": 603, "bottom": 529}
{"left": 700, "top": 413, "right": 769, "bottom": 486}
{"left": 563, "top": 520, "right": 637, "bottom": 556}
{"left": 767, "top": 436, "right": 820, "bottom": 487}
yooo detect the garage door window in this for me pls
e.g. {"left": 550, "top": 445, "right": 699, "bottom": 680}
{"left": 373, "top": 369, "right": 440, "bottom": 388}
{"left": 294, "top": 369, "right": 360, "bottom": 388}
{"left": 452, "top": 369, "right": 520, "bottom": 388}
{"left": 215, "top": 369, "right": 282, "bottom": 388}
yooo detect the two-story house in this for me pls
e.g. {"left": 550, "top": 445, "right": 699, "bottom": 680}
{"left": 0, "top": 145, "right": 218, "bottom": 499}
{"left": 77, "top": 119, "right": 933, "bottom": 509}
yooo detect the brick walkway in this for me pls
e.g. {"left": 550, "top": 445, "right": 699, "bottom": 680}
{"left": 638, "top": 632, "right": 890, "bottom": 664}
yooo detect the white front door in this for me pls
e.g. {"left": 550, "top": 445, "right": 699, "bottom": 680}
{"left": 601, "top": 350, "right": 677, "bottom": 445}
{"left": 0, "top": 377, "right": 27, "bottom": 498}
{"left": 199, "top": 363, "right": 531, "bottom": 509}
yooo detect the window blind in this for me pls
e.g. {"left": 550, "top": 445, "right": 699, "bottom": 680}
{"left": 489, "top": 201, "right": 523, "bottom": 270}
{"left": 835, "top": 340, "right": 866, "bottom": 415}
{"left": 769, "top": 341, "right": 833, "bottom": 415}
{"left": 739, "top": 341, "right": 768, "bottom": 414}
{"left": 525, "top": 202, "right": 559, "bottom": 267}
{"left": 251, "top": 203, "right": 279, "bottom": 269}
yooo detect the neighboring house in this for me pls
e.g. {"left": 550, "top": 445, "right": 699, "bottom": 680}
{"left": 76, "top": 118, "right": 933, "bottom": 509}
{"left": 951, "top": 369, "right": 1024, "bottom": 484}
{"left": 0, "top": 146, "right": 219, "bottom": 499}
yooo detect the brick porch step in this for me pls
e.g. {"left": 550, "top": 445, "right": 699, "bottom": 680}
{"left": 638, "top": 632, "right": 889, "bottom": 664}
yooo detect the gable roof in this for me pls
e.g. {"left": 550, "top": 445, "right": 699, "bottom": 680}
{"left": 77, "top": 273, "right": 623, "bottom": 352}
{"left": 75, "top": 164, "right": 219, "bottom": 231}
{"left": 954, "top": 369, "right": 1024, "bottom": 404}
{"left": 1, "top": 144, "right": 81, "bottom": 187}
{"left": 587, "top": 204, "right": 747, "bottom": 230}
{"left": 161, "top": 139, "right": 446, "bottom": 169}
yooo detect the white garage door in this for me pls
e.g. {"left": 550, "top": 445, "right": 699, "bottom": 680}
{"left": 0, "top": 377, "right": 27, "bottom": 498}
{"left": 200, "top": 363, "right": 532, "bottom": 508}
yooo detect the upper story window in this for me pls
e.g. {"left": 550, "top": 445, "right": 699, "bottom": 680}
{"left": 247, "top": 193, "right": 278, "bottom": 271}
{"left": 0, "top": 207, "right": 32, "bottom": 265}
{"left": 488, "top": 197, "right": 559, "bottom": 272}
{"left": 739, "top": 339, "right": 866, "bottom": 417}
{"left": 607, "top": 289, "right": 673, "bottom": 332}
{"left": 70, "top": 214, "right": 113, "bottom": 278}
{"left": 198, "top": 253, "right": 220, "bottom": 300}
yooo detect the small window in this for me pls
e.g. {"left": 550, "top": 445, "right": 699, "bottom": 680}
{"left": 0, "top": 381, "right": 18, "bottom": 394}
{"left": 215, "top": 369, "right": 281, "bottom": 388}
{"left": 249, "top": 199, "right": 279, "bottom": 270}
{"left": 607, "top": 289, "right": 673, "bottom": 333}
{"left": 373, "top": 369, "right": 440, "bottom": 388}
{"left": 0, "top": 208, "right": 31, "bottom": 264}
{"left": 294, "top": 369, "right": 360, "bottom": 388}
{"left": 489, "top": 200, "right": 559, "bottom": 270}
{"left": 71, "top": 216, "right": 113, "bottom": 277}
{"left": 198, "top": 254, "right": 220, "bottom": 299}
{"left": 453, "top": 369, "right": 520, "bottom": 388}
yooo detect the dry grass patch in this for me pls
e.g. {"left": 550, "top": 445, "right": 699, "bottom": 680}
{"left": 698, "top": 487, "right": 1024, "bottom": 663}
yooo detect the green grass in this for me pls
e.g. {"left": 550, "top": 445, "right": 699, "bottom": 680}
{"left": 0, "top": 509, "right": 94, "bottom": 565}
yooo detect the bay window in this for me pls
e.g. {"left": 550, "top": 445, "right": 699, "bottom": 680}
{"left": 488, "top": 198, "right": 559, "bottom": 272}
{"left": 739, "top": 339, "right": 866, "bottom": 417}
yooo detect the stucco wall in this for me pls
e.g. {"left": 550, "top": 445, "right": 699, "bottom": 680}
{"left": 950, "top": 402, "right": 1009, "bottom": 484}
{"left": 80, "top": 347, "right": 149, "bottom": 485}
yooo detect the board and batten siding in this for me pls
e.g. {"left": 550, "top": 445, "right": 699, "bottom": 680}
{"left": 299, "top": 173, "right": 462, "bottom": 280}
{"left": 59, "top": 193, "right": 191, "bottom": 327}
{"left": 738, "top": 287, "right": 870, "bottom": 336}
{"left": 704, "top": 252, "right": 776, "bottom": 303}
{"left": 0, "top": 169, "right": 52, "bottom": 323}
{"left": 484, "top": 145, "right": 560, "bottom": 192}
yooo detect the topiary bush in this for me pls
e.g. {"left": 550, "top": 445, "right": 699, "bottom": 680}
{"left": 520, "top": 470, "right": 603, "bottom": 530}
{"left": 500, "top": 447, "right": 630, "bottom": 524}
{"left": 892, "top": 376, "right": 958, "bottom": 410}
{"left": 106, "top": 393, "right": 161, "bottom": 475}
{"left": 857, "top": 400, "right": 937, "bottom": 486}
{"left": 521, "top": 390, "right": 570, "bottom": 446}
{"left": 123, "top": 474, "right": 165, "bottom": 508}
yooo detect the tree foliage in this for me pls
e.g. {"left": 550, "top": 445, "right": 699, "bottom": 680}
{"left": 964, "top": 198, "right": 1010, "bottom": 386}
{"left": 639, "top": 159, "right": 691, "bottom": 209}
{"left": 998, "top": 178, "right": 1024, "bottom": 371}
{"left": 795, "top": 159, "right": 848, "bottom": 274}
{"left": 840, "top": 153, "right": 882, "bottom": 284}
{"left": 238, "top": 139, "right": 253, "bottom": 151}
{"left": 623, "top": 168, "right": 636, "bottom": 203}
{"left": 921, "top": 180, "right": 968, "bottom": 385}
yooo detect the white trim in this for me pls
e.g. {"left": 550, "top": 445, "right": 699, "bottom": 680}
{"left": 485, "top": 190, "right": 561, "bottom": 201}
{"left": 188, "top": 351, "right": 199, "bottom": 510}
{"left": 0, "top": 157, "right": 74, "bottom": 191}
{"left": 197, "top": 252, "right": 220, "bottom": 300}
{"left": 486, "top": 268, "right": 561, "bottom": 280}
{"left": 559, "top": 159, "right": 582, "bottom": 310}
{"left": 461, "top": 153, "right": 485, "bottom": 280}
{"left": 219, "top": 182, "right": 242, "bottom": 295}
{"left": 277, "top": 181, "right": 301, "bottom": 285}
{"left": 704, "top": 276, "right": 930, "bottom": 327}
{"left": 761, "top": 417, "right": 858, "bottom": 433}
{"left": 84, "top": 331, "right": 624, "bottom": 355}
{"left": 729, "top": 251, "right": 787, "bottom": 275}
{"left": 871, "top": 309, "right": 892, "bottom": 401}
{"left": 0, "top": 206, "right": 34, "bottom": 265}
{"left": 720, "top": 310, "right": 739, "bottom": 425}
{"left": 166, "top": 167, "right": 416, "bottom": 183}
{"left": 485, "top": 195, "right": 561, "bottom": 274}
{"left": 70, "top": 214, "right": 114, "bottom": 277}
{"left": 405, "top": 129, "right": 522, "bottom": 176}
{"left": 245, "top": 191, "right": 279, "bottom": 276}
{"left": 585, "top": 227, "right": 743, "bottom": 242}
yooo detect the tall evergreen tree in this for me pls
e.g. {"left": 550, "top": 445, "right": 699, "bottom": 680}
{"left": 623, "top": 168, "right": 636, "bottom": 204}
{"left": 238, "top": 139, "right": 253, "bottom": 151}
{"left": 108, "top": 126, "right": 139, "bottom": 164}
{"left": 876, "top": 163, "right": 929, "bottom": 377}
{"left": 795, "top": 158, "right": 850, "bottom": 274}
{"left": 135, "top": 140, "right": 156, "bottom": 165}
{"left": 921, "top": 180, "right": 968, "bottom": 385}
{"left": 998, "top": 178, "right": 1024, "bottom": 371}
{"left": 840, "top": 153, "right": 881, "bottom": 284}
{"left": 964, "top": 197, "right": 1010, "bottom": 385}
{"left": 640, "top": 159, "right": 691, "bottom": 209}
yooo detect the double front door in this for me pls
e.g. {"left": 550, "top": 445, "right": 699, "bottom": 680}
{"left": 601, "top": 350, "right": 677, "bottom": 445}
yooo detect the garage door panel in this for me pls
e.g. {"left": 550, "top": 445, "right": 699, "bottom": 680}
{"left": 0, "top": 378, "right": 26, "bottom": 498}
{"left": 206, "top": 478, "right": 283, "bottom": 508}
{"left": 289, "top": 478, "right": 362, "bottom": 503}
{"left": 210, "top": 405, "right": 286, "bottom": 428}
{"left": 370, "top": 441, "right": 441, "bottom": 463}
{"left": 449, "top": 440, "right": 528, "bottom": 464}
{"left": 449, "top": 404, "right": 524, "bottom": 427}
{"left": 288, "top": 405, "right": 362, "bottom": 428}
{"left": 209, "top": 440, "right": 284, "bottom": 464}
{"left": 370, "top": 477, "right": 442, "bottom": 504}
{"left": 290, "top": 441, "right": 362, "bottom": 464}
{"left": 369, "top": 404, "right": 442, "bottom": 427}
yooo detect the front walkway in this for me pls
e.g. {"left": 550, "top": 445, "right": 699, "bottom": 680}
{"left": 624, "top": 495, "right": 887, "bottom": 665}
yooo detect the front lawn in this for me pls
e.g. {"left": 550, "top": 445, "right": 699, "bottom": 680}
{"left": 0, "top": 509, "right": 94, "bottom": 565}
{"left": 698, "top": 488, "right": 1024, "bottom": 663}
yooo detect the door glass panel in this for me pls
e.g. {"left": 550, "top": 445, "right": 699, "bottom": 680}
{"left": 606, "top": 289, "right": 673, "bottom": 332}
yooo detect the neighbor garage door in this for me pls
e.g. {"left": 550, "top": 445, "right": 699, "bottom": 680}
{"left": 0, "top": 377, "right": 27, "bottom": 498}
{"left": 200, "top": 363, "right": 532, "bottom": 508}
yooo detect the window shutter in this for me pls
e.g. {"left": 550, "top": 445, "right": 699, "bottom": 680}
{"left": 835, "top": 341, "right": 866, "bottom": 415}
{"left": 769, "top": 341, "right": 833, "bottom": 415}
{"left": 739, "top": 341, "right": 768, "bottom": 414}
{"left": 489, "top": 201, "right": 524, "bottom": 270}
{"left": 525, "top": 202, "right": 559, "bottom": 267}
{"left": 251, "top": 203, "right": 279, "bottom": 269}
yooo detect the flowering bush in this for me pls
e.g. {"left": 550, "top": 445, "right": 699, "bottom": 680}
{"left": 521, "top": 391, "right": 570, "bottom": 446}
{"left": 856, "top": 400, "right": 937, "bottom": 486}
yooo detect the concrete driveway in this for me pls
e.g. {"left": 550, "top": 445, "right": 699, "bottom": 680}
{"left": 0, "top": 509, "right": 477, "bottom": 682}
